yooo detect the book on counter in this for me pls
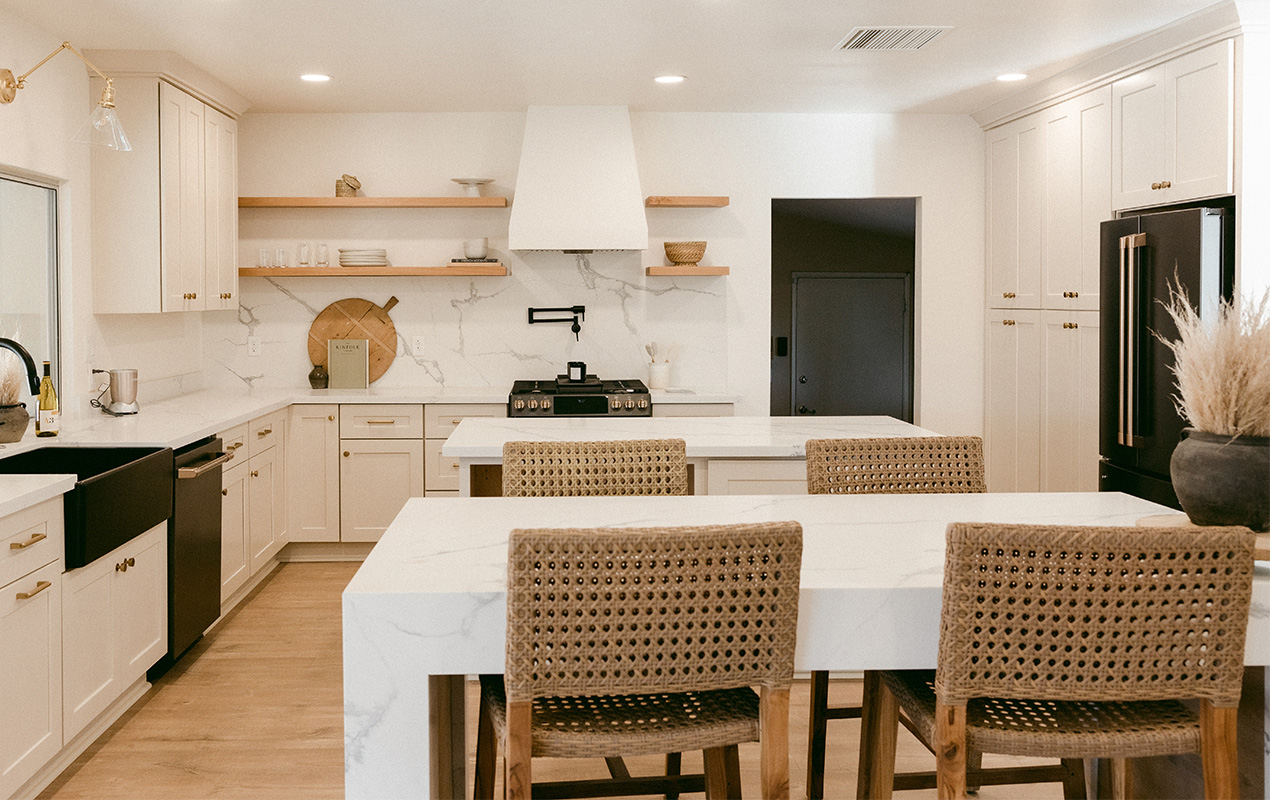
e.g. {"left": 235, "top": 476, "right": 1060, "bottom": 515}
{"left": 328, "top": 339, "right": 369, "bottom": 389}
{"left": 450, "top": 257, "right": 500, "bottom": 263}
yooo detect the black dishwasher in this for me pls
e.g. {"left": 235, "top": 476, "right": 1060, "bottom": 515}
{"left": 150, "top": 436, "right": 232, "bottom": 677}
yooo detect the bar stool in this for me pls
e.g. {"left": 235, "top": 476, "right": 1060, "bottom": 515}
{"left": 502, "top": 438, "right": 688, "bottom": 497}
{"left": 474, "top": 522, "right": 804, "bottom": 800}
{"left": 803, "top": 436, "right": 987, "bottom": 799}
{"left": 861, "top": 522, "right": 1255, "bottom": 800}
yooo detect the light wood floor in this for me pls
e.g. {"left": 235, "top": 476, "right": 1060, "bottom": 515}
{"left": 39, "top": 562, "right": 1060, "bottom": 800}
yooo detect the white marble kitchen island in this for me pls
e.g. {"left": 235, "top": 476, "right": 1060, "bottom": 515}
{"left": 341, "top": 491, "right": 1270, "bottom": 799}
{"left": 442, "top": 415, "right": 941, "bottom": 495}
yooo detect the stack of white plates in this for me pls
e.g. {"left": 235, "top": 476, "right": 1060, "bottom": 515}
{"left": 339, "top": 248, "right": 388, "bottom": 266}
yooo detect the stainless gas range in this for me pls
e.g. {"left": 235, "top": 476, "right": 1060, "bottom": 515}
{"left": 508, "top": 375, "right": 652, "bottom": 417}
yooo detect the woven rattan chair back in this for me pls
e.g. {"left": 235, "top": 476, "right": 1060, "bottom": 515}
{"left": 502, "top": 439, "right": 689, "bottom": 497}
{"left": 935, "top": 522, "right": 1256, "bottom": 708}
{"left": 503, "top": 522, "right": 803, "bottom": 703}
{"left": 805, "top": 436, "right": 985, "bottom": 495}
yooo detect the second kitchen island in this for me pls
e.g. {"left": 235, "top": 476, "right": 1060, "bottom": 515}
{"left": 442, "top": 415, "right": 940, "bottom": 495}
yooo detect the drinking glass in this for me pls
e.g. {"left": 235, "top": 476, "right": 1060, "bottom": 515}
{"left": 257, "top": 248, "right": 270, "bottom": 268}
{"left": 298, "top": 242, "right": 311, "bottom": 267}
{"left": 276, "top": 247, "right": 289, "bottom": 269}
{"left": 316, "top": 242, "right": 329, "bottom": 268}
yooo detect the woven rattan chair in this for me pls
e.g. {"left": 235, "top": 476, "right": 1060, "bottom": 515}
{"left": 860, "top": 522, "right": 1256, "bottom": 800}
{"left": 502, "top": 439, "right": 689, "bottom": 497}
{"left": 474, "top": 522, "right": 804, "bottom": 800}
{"left": 803, "top": 436, "right": 996, "bottom": 799}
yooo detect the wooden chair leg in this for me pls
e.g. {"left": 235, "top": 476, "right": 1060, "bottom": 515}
{"left": 934, "top": 700, "right": 967, "bottom": 800}
{"left": 1199, "top": 700, "right": 1239, "bottom": 800}
{"left": 857, "top": 672, "right": 898, "bottom": 800}
{"left": 665, "top": 751, "right": 683, "bottom": 800}
{"left": 474, "top": 694, "right": 497, "bottom": 800}
{"left": 723, "top": 743, "right": 743, "bottom": 799}
{"left": 704, "top": 746, "right": 730, "bottom": 800}
{"left": 807, "top": 670, "right": 830, "bottom": 800}
{"left": 1058, "top": 758, "right": 1086, "bottom": 800}
{"left": 1109, "top": 757, "right": 1133, "bottom": 800}
{"left": 760, "top": 686, "right": 791, "bottom": 800}
{"left": 505, "top": 700, "right": 533, "bottom": 800}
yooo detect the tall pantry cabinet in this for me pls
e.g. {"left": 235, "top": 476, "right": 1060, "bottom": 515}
{"left": 90, "top": 76, "right": 238, "bottom": 313}
{"left": 984, "top": 87, "right": 1110, "bottom": 492}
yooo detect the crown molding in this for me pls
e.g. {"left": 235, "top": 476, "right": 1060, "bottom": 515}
{"left": 82, "top": 50, "right": 251, "bottom": 118}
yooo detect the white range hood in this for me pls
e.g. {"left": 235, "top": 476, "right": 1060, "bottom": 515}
{"left": 508, "top": 106, "right": 648, "bottom": 252}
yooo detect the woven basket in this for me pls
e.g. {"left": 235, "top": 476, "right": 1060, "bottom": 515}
{"left": 665, "top": 241, "right": 706, "bottom": 266}
{"left": 335, "top": 180, "right": 355, "bottom": 197}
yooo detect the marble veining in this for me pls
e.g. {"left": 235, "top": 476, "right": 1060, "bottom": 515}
{"left": 443, "top": 415, "right": 940, "bottom": 458}
{"left": 343, "top": 491, "right": 1270, "bottom": 799}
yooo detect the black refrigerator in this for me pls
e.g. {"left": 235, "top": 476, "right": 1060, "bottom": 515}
{"left": 1099, "top": 205, "right": 1234, "bottom": 508}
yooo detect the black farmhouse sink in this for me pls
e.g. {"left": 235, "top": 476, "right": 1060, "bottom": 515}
{"left": 0, "top": 447, "right": 173, "bottom": 569}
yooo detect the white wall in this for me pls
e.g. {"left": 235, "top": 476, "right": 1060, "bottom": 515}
{"left": 0, "top": 10, "right": 205, "bottom": 414}
{"left": 214, "top": 110, "right": 985, "bottom": 429}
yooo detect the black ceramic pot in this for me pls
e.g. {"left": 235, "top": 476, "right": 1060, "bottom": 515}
{"left": 1170, "top": 428, "right": 1270, "bottom": 532}
{"left": 308, "top": 363, "right": 329, "bottom": 390}
{"left": 0, "top": 403, "right": 29, "bottom": 443}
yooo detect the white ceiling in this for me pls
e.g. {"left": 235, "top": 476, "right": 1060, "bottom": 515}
{"left": 1, "top": 0, "right": 1224, "bottom": 115}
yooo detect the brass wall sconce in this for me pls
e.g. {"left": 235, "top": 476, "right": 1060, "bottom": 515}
{"left": 1, "top": 41, "right": 131, "bottom": 151}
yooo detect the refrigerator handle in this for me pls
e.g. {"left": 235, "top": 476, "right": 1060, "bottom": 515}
{"left": 1119, "top": 232, "right": 1146, "bottom": 448}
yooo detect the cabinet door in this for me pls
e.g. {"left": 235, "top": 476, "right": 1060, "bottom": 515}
{"left": 247, "top": 448, "right": 282, "bottom": 574}
{"left": 115, "top": 525, "right": 167, "bottom": 687}
{"left": 204, "top": 106, "right": 238, "bottom": 310}
{"left": 62, "top": 555, "right": 118, "bottom": 740}
{"left": 1042, "top": 88, "right": 1109, "bottom": 311}
{"left": 159, "top": 82, "right": 206, "bottom": 312}
{"left": 287, "top": 405, "right": 340, "bottom": 542}
{"left": 340, "top": 439, "right": 425, "bottom": 542}
{"left": 1112, "top": 64, "right": 1167, "bottom": 209}
{"left": 0, "top": 561, "right": 61, "bottom": 800}
{"left": 984, "top": 309, "right": 1042, "bottom": 492}
{"left": 424, "top": 438, "right": 461, "bottom": 491}
{"left": 1040, "top": 310, "right": 1101, "bottom": 492}
{"left": 705, "top": 460, "right": 806, "bottom": 495}
{"left": 986, "top": 116, "right": 1042, "bottom": 308}
{"left": 1167, "top": 40, "right": 1234, "bottom": 202}
{"left": 221, "top": 461, "right": 250, "bottom": 603}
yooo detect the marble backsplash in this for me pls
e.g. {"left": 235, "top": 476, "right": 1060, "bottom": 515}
{"left": 201, "top": 251, "right": 728, "bottom": 391}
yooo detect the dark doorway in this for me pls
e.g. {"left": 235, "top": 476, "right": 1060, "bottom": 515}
{"left": 771, "top": 198, "right": 917, "bottom": 419}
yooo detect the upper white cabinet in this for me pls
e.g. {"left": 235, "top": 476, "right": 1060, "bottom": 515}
{"left": 1112, "top": 40, "right": 1234, "bottom": 210}
{"left": 91, "top": 77, "right": 239, "bottom": 313}
{"left": 986, "top": 87, "right": 1110, "bottom": 312}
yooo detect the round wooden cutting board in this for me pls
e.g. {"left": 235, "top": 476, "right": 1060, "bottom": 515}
{"left": 308, "top": 296, "right": 400, "bottom": 383}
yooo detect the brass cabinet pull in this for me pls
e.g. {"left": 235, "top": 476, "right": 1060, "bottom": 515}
{"left": 1062, "top": 291, "right": 1080, "bottom": 298}
{"left": 1151, "top": 180, "right": 1173, "bottom": 190}
{"left": 227, "top": 442, "right": 243, "bottom": 451}
{"left": 1063, "top": 322, "right": 1080, "bottom": 329}
{"left": 450, "top": 463, "right": 460, "bottom": 470}
{"left": 16, "top": 580, "right": 51, "bottom": 600}
{"left": 328, "top": 415, "right": 335, "bottom": 421}
{"left": 222, "top": 488, "right": 229, "bottom": 496}
{"left": 451, "top": 419, "right": 463, "bottom": 424}
{"left": 1002, "top": 319, "right": 1016, "bottom": 326}
{"left": 1002, "top": 291, "right": 1016, "bottom": 299}
{"left": 257, "top": 428, "right": 272, "bottom": 437}
{"left": 366, "top": 419, "right": 396, "bottom": 425}
{"left": 115, "top": 557, "right": 134, "bottom": 572}
{"left": 250, "top": 469, "right": 260, "bottom": 478}
{"left": 9, "top": 531, "right": 47, "bottom": 550}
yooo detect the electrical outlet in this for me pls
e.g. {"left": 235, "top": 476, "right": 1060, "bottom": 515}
{"left": 247, "top": 336, "right": 262, "bottom": 357}
{"left": 411, "top": 335, "right": 426, "bottom": 354}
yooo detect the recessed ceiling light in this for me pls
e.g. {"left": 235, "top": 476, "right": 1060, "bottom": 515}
{"left": 300, "top": 74, "right": 332, "bottom": 82}
{"left": 654, "top": 75, "right": 685, "bottom": 84}
{"left": 996, "top": 73, "right": 1028, "bottom": 82}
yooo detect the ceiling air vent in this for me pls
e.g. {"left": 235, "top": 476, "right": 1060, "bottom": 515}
{"left": 835, "top": 26, "right": 950, "bottom": 51}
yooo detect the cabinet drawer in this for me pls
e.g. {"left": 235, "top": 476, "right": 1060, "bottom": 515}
{"left": 652, "top": 403, "right": 734, "bottom": 417}
{"left": 248, "top": 411, "right": 283, "bottom": 458}
{"left": 424, "top": 438, "right": 462, "bottom": 491}
{"left": 424, "top": 403, "right": 507, "bottom": 439}
{"left": 340, "top": 405, "right": 423, "bottom": 439}
{"left": 0, "top": 497, "right": 64, "bottom": 589}
{"left": 220, "top": 423, "right": 248, "bottom": 464}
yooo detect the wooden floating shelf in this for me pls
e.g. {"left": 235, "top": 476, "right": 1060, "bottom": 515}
{"left": 645, "top": 196, "right": 729, "bottom": 208}
{"left": 238, "top": 196, "right": 507, "bottom": 208}
{"left": 645, "top": 266, "right": 730, "bottom": 276}
{"left": 238, "top": 264, "right": 507, "bottom": 277}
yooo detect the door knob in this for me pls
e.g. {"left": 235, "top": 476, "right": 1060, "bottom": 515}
{"left": 798, "top": 376, "right": 808, "bottom": 384}
{"left": 797, "top": 405, "right": 816, "bottom": 415}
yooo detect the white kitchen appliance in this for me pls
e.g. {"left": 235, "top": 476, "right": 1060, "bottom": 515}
{"left": 92, "top": 368, "right": 140, "bottom": 414}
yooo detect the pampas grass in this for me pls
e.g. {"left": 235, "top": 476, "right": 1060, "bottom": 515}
{"left": 1157, "top": 283, "right": 1270, "bottom": 438}
{"left": 0, "top": 349, "right": 25, "bottom": 406}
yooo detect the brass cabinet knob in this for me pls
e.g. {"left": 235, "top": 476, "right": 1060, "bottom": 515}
{"left": 1002, "top": 291, "right": 1016, "bottom": 299}
{"left": 328, "top": 414, "right": 335, "bottom": 421}
{"left": 116, "top": 560, "right": 127, "bottom": 572}
{"left": 343, "top": 451, "right": 350, "bottom": 457}
{"left": 192, "top": 292, "right": 198, "bottom": 299}
{"left": 250, "top": 469, "right": 259, "bottom": 478}
{"left": 222, "top": 488, "right": 229, "bottom": 496}
{"left": 1063, "top": 322, "right": 1080, "bottom": 329}
{"left": 1062, "top": 291, "right": 1080, "bottom": 298}
{"left": 1151, "top": 182, "right": 1162, "bottom": 190}
{"left": 1002, "top": 319, "right": 1016, "bottom": 326}
{"left": 1160, "top": 180, "right": 1171, "bottom": 189}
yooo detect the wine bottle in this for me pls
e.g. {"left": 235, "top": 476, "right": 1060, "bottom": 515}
{"left": 36, "top": 360, "right": 59, "bottom": 437}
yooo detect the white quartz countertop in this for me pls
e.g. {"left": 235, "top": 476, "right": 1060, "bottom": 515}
{"left": 0, "top": 473, "right": 77, "bottom": 519}
{"left": 443, "top": 415, "right": 939, "bottom": 458}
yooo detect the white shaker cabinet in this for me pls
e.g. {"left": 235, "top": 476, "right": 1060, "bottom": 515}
{"left": 985, "top": 114, "right": 1043, "bottom": 310}
{"left": 984, "top": 309, "right": 1042, "bottom": 492}
{"left": 62, "top": 524, "right": 167, "bottom": 742}
{"left": 422, "top": 403, "right": 507, "bottom": 496}
{"left": 287, "top": 405, "right": 341, "bottom": 542}
{"left": 1039, "top": 310, "right": 1101, "bottom": 492}
{"left": 91, "top": 77, "right": 239, "bottom": 313}
{"left": 1112, "top": 39, "right": 1234, "bottom": 210}
{"left": 247, "top": 412, "right": 286, "bottom": 574}
{"left": 339, "top": 439, "right": 425, "bottom": 542}
{"left": 220, "top": 458, "right": 249, "bottom": 603}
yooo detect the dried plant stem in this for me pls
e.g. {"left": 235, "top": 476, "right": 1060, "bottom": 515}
{"left": 1157, "top": 284, "right": 1270, "bottom": 438}
{"left": 0, "top": 350, "right": 25, "bottom": 406}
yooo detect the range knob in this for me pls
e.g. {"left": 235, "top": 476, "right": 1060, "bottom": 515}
{"left": 637, "top": 399, "right": 648, "bottom": 409}
{"left": 611, "top": 399, "right": 621, "bottom": 410}
{"left": 528, "top": 399, "right": 539, "bottom": 409}
{"left": 625, "top": 399, "right": 636, "bottom": 409}
{"left": 541, "top": 398, "right": 551, "bottom": 410}
{"left": 513, "top": 399, "right": 526, "bottom": 410}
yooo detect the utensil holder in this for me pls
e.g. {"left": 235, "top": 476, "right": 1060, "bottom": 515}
{"left": 648, "top": 363, "right": 671, "bottom": 389}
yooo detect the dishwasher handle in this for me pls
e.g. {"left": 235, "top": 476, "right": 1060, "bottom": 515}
{"left": 177, "top": 452, "right": 233, "bottom": 479}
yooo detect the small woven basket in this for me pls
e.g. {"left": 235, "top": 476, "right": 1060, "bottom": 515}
{"left": 335, "top": 174, "right": 361, "bottom": 197}
{"left": 665, "top": 241, "right": 706, "bottom": 266}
